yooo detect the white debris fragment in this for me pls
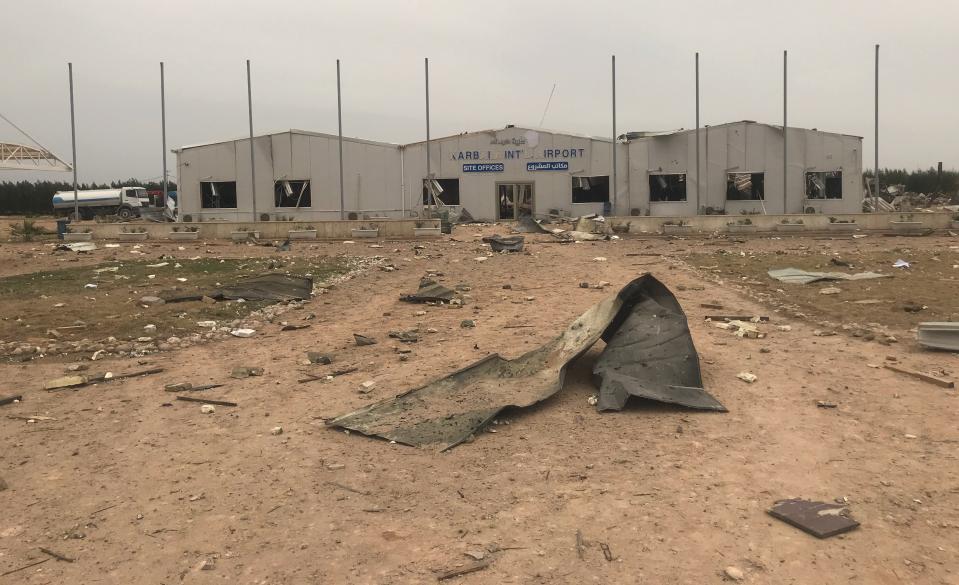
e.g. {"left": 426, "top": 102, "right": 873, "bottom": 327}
{"left": 271, "top": 426, "right": 283, "bottom": 436}
{"left": 587, "top": 395, "right": 598, "bottom": 406}
{"left": 146, "top": 262, "right": 169, "bottom": 268}
{"left": 736, "top": 372, "right": 757, "bottom": 384}
{"left": 230, "top": 328, "right": 256, "bottom": 338}
{"left": 176, "top": 277, "right": 188, "bottom": 282}
{"left": 893, "top": 259, "right": 910, "bottom": 269}
{"left": 84, "top": 283, "right": 97, "bottom": 289}
{"left": 593, "top": 257, "right": 607, "bottom": 262}
{"left": 200, "top": 405, "right": 216, "bottom": 414}
{"left": 143, "top": 324, "right": 157, "bottom": 334}
{"left": 777, "top": 325, "right": 792, "bottom": 332}
{"left": 819, "top": 287, "right": 841, "bottom": 295}
{"left": 196, "top": 320, "right": 217, "bottom": 328}
{"left": 359, "top": 380, "right": 376, "bottom": 392}
{"left": 473, "top": 257, "right": 488, "bottom": 262}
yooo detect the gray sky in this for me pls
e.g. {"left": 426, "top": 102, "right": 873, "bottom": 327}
{"left": 2, "top": 0, "right": 957, "bottom": 184}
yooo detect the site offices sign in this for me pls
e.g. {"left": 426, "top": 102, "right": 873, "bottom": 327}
{"left": 458, "top": 146, "right": 586, "bottom": 173}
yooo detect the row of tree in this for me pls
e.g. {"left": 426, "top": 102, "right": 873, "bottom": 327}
{"left": 0, "top": 179, "right": 177, "bottom": 215}
{"left": 864, "top": 167, "right": 959, "bottom": 196}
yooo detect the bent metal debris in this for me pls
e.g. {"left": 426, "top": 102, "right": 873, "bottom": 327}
{"left": 328, "top": 274, "right": 725, "bottom": 451}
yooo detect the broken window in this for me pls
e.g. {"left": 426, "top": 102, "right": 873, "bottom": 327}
{"left": 726, "top": 173, "right": 765, "bottom": 201}
{"left": 422, "top": 178, "right": 460, "bottom": 205}
{"left": 649, "top": 174, "right": 687, "bottom": 202}
{"left": 571, "top": 176, "right": 609, "bottom": 203}
{"left": 805, "top": 171, "right": 842, "bottom": 199}
{"left": 274, "top": 180, "right": 312, "bottom": 208}
{"left": 200, "top": 181, "right": 237, "bottom": 208}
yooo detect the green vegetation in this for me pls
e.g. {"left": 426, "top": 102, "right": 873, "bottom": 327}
{"left": 9, "top": 219, "right": 55, "bottom": 241}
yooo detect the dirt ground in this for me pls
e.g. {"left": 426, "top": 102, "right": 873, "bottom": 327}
{"left": 1, "top": 227, "right": 958, "bottom": 584}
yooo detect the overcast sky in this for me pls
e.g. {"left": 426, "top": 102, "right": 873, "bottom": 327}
{"left": 2, "top": 0, "right": 957, "bottom": 184}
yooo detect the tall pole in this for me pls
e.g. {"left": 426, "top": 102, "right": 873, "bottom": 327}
{"left": 611, "top": 55, "right": 617, "bottom": 214}
{"left": 160, "top": 62, "right": 168, "bottom": 209}
{"left": 337, "top": 59, "right": 345, "bottom": 220}
{"left": 246, "top": 60, "right": 257, "bottom": 222}
{"left": 695, "top": 52, "right": 700, "bottom": 214}
{"left": 68, "top": 62, "right": 79, "bottom": 221}
{"left": 425, "top": 57, "right": 431, "bottom": 206}
{"left": 783, "top": 50, "right": 787, "bottom": 208}
{"left": 875, "top": 44, "right": 880, "bottom": 200}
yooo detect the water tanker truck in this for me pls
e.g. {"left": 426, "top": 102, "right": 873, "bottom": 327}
{"left": 52, "top": 187, "right": 145, "bottom": 220}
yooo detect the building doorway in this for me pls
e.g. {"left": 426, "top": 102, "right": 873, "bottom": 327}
{"left": 496, "top": 183, "right": 534, "bottom": 220}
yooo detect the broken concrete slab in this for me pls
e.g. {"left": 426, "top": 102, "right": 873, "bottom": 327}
{"left": 328, "top": 274, "right": 724, "bottom": 451}
{"left": 767, "top": 498, "right": 860, "bottom": 538}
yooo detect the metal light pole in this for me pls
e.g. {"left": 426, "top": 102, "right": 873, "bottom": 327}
{"left": 611, "top": 55, "right": 617, "bottom": 214}
{"left": 160, "top": 62, "right": 168, "bottom": 208}
{"left": 425, "top": 57, "right": 431, "bottom": 207}
{"left": 337, "top": 59, "right": 345, "bottom": 220}
{"left": 783, "top": 50, "right": 787, "bottom": 208}
{"left": 246, "top": 60, "right": 257, "bottom": 222}
{"left": 875, "top": 44, "right": 880, "bottom": 199}
{"left": 68, "top": 62, "right": 79, "bottom": 221}
{"left": 695, "top": 52, "right": 700, "bottom": 213}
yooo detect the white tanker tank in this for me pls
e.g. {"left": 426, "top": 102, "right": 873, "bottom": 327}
{"left": 52, "top": 187, "right": 144, "bottom": 220}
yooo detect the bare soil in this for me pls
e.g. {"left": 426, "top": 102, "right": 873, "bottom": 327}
{"left": 1, "top": 229, "right": 958, "bottom": 584}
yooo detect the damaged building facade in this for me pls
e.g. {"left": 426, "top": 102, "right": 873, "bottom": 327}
{"left": 174, "top": 121, "right": 861, "bottom": 222}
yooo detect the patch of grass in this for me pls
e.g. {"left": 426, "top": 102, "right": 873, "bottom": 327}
{"left": 0, "top": 256, "right": 350, "bottom": 358}
{"left": 9, "top": 219, "right": 55, "bottom": 242}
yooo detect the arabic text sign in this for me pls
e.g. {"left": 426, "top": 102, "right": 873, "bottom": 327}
{"left": 463, "top": 163, "right": 504, "bottom": 173}
{"left": 527, "top": 161, "right": 569, "bottom": 172}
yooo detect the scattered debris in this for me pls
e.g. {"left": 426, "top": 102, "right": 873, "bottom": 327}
{"left": 328, "top": 275, "right": 724, "bottom": 451}
{"left": 354, "top": 334, "right": 377, "bottom": 346}
{"left": 280, "top": 323, "right": 311, "bottom": 331}
{"left": 200, "top": 404, "right": 216, "bottom": 414}
{"left": 768, "top": 268, "right": 889, "bottom": 285}
{"left": 575, "top": 529, "right": 585, "bottom": 560}
{"left": 829, "top": 258, "right": 851, "bottom": 268}
{"left": 460, "top": 319, "right": 476, "bottom": 328}
{"left": 705, "top": 315, "right": 769, "bottom": 322}
{"left": 512, "top": 216, "right": 550, "bottom": 233}
{"left": 593, "top": 257, "right": 607, "bottom": 262}
{"left": 400, "top": 279, "right": 456, "bottom": 303}
{"left": 435, "top": 559, "right": 492, "bottom": 581}
{"left": 230, "top": 328, "right": 256, "bottom": 338}
{"left": 164, "top": 383, "right": 222, "bottom": 393}
{"left": 44, "top": 367, "right": 164, "bottom": 390}
{"left": 893, "top": 259, "right": 911, "bottom": 269}
{"left": 600, "top": 542, "right": 613, "bottom": 562}
{"left": 816, "top": 401, "right": 838, "bottom": 408}
{"left": 482, "top": 234, "right": 525, "bottom": 252}
{"left": 39, "top": 547, "right": 75, "bottom": 563}
{"left": 724, "top": 566, "right": 745, "bottom": 581}
{"left": 177, "top": 396, "right": 237, "bottom": 407}
{"left": 230, "top": 367, "right": 264, "bottom": 379}
{"left": 0, "top": 394, "right": 22, "bottom": 407}
{"left": 736, "top": 372, "right": 757, "bottom": 384}
{"left": 820, "top": 287, "right": 842, "bottom": 295}
{"left": 359, "top": 380, "right": 376, "bottom": 393}
{"left": 388, "top": 330, "right": 421, "bottom": 343}
{"left": 767, "top": 498, "right": 860, "bottom": 538}
{"left": 163, "top": 274, "right": 313, "bottom": 303}
{"left": 884, "top": 364, "right": 954, "bottom": 388}
{"left": 700, "top": 302, "right": 724, "bottom": 310}
{"left": 307, "top": 352, "right": 333, "bottom": 365}
{"left": 270, "top": 426, "right": 283, "bottom": 436}
{"left": 917, "top": 322, "right": 959, "bottom": 352}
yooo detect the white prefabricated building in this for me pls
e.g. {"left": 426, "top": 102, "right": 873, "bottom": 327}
{"left": 174, "top": 121, "right": 862, "bottom": 222}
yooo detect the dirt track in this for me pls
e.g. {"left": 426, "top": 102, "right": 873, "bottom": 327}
{"left": 1, "top": 228, "right": 958, "bottom": 584}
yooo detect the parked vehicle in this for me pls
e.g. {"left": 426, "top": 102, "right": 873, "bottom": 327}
{"left": 52, "top": 187, "right": 145, "bottom": 220}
